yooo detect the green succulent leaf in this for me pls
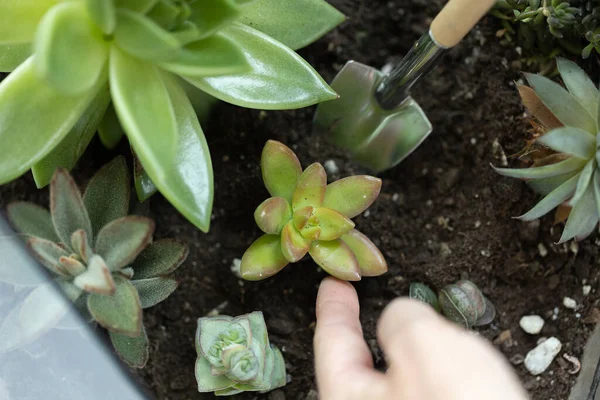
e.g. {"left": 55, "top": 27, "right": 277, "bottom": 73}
{"left": 280, "top": 221, "right": 310, "bottom": 262}
{"left": 322, "top": 176, "right": 382, "bottom": 218}
{"left": 536, "top": 126, "right": 596, "bottom": 159}
{"left": 87, "top": 275, "right": 142, "bottom": 336}
{"left": 240, "top": 0, "right": 345, "bottom": 50}
{"left": 85, "top": 0, "right": 116, "bottom": 34}
{"left": 227, "top": 348, "right": 259, "bottom": 382}
{"left": 230, "top": 339, "right": 270, "bottom": 390}
{"left": 558, "top": 183, "right": 599, "bottom": 243}
{"left": 527, "top": 171, "right": 578, "bottom": 195}
{"left": 570, "top": 159, "right": 596, "bottom": 207}
{"left": 160, "top": 34, "right": 249, "bottom": 77}
{"left": 439, "top": 285, "right": 478, "bottom": 328}
{"left": 26, "top": 237, "right": 69, "bottom": 276}
{"left": 98, "top": 103, "right": 124, "bottom": 149}
{"left": 556, "top": 58, "right": 599, "bottom": 118}
{"left": 313, "top": 207, "right": 354, "bottom": 241}
{"left": 114, "top": 9, "right": 181, "bottom": 62}
{"left": 0, "top": 43, "right": 31, "bottom": 72}
{"left": 0, "top": 58, "right": 102, "bottom": 185}
{"left": 197, "top": 316, "right": 235, "bottom": 356}
{"left": 132, "top": 149, "right": 158, "bottom": 202}
{"left": 525, "top": 72, "right": 597, "bottom": 133}
{"left": 83, "top": 156, "right": 131, "bottom": 237}
{"left": 409, "top": 283, "right": 441, "bottom": 312}
{"left": 309, "top": 240, "right": 361, "bottom": 281}
{"left": 183, "top": 23, "right": 338, "bottom": 110}
{"left": 268, "top": 345, "right": 286, "bottom": 390}
{"left": 593, "top": 171, "right": 600, "bottom": 223}
{"left": 493, "top": 157, "right": 587, "bottom": 180}
{"left": 110, "top": 326, "right": 149, "bottom": 368}
{"left": 240, "top": 235, "right": 288, "bottom": 281}
{"left": 59, "top": 255, "right": 87, "bottom": 277}
{"left": 196, "top": 356, "right": 235, "bottom": 392}
{"left": 34, "top": 2, "right": 108, "bottom": 95}
{"left": 50, "top": 168, "right": 93, "bottom": 248}
{"left": 292, "top": 163, "right": 327, "bottom": 211}
{"left": 340, "top": 229, "right": 387, "bottom": 277}
{"left": 517, "top": 173, "right": 579, "bottom": 221}
{"left": 31, "top": 85, "right": 111, "bottom": 188}
{"left": 146, "top": 0, "right": 180, "bottom": 30}
{"left": 6, "top": 202, "right": 60, "bottom": 242}
{"left": 261, "top": 140, "right": 302, "bottom": 202}
{"left": 0, "top": 0, "right": 63, "bottom": 45}
{"left": 115, "top": 0, "right": 158, "bottom": 13}
{"left": 254, "top": 197, "right": 292, "bottom": 234}
{"left": 454, "top": 280, "right": 486, "bottom": 319}
{"left": 132, "top": 277, "right": 178, "bottom": 308}
{"left": 188, "top": 0, "right": 242, "bottom": 39}
{"left": 132, "top": 239, "right": 188, "bottom": 279}
{"left": 71, "top": 229, "right": 92, "bottom": 263}
{"left": 95, "top": 216, "right": 155, "bottom": 271}
{"left": 73, "top": 254, "right": 116, "bottom": 295}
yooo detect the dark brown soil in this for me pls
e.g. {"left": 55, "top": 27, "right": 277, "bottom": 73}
{"left": 2, "top": 1, "right": 600, "bottom": 399}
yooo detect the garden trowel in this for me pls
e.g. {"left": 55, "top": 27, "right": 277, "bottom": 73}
{"left": 313, "top": 0, "right": 497, "bottom": 172}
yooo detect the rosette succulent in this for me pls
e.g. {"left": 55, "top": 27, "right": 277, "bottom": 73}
{"left": 4, "top": 156, "right": 188, "bottom": 367}
{"left": 494, "top": 58, "right": 600, "bottom": 243}
{"left": 240, "top": 140, "right": 387, "bottom": 281}
{"left": 409, "top": 280, "right": 496, "bottom": 329}
{"left": 195, "top": 312, "right": 285, "bottom": 396}
{"left": 0, "top": 0, "right": 344, "bottom": 233}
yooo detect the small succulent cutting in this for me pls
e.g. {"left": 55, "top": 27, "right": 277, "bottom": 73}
{"left": 5, "top": 156, "right": 188, "bottom": 367}
{"left": 195, "top": 312, "right": 286, "bottom": 396}
{"left": 0, "top": 0, "right": 344, "bottom": 233}
{"left": 409, "top": 281, "right": 496, "bottom": 329}
{"left": 494, "top": 58, "right": 600, "bottom": 243}
{"left": 240, "top": 140, "right": 387, "bottom": 281}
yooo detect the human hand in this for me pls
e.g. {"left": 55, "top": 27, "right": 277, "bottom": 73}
{"left": 313, "top": 277, "right": 529, "bottom": 400}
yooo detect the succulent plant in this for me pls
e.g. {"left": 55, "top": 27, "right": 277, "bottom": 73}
{"left": 5, "top": 156, "right": 188, "bottom": 367}
{"left": 409, "top": 281, "right": 496, "bottom": 329}
{"left": 0, "top": 0, "right": 344, "bottom": 233}
{"left": 494, "top": 58, "right": 600, "bottom": 243}
{"left": 240, "top": 141, "right": 387, "bottom": 281}
{"left": 195, "top": 311, "right": 285, "bottom": 396}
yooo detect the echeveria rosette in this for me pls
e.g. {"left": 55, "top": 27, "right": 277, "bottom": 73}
{"left": 0, "top": 0, "right": 344, "bottom": 234}
{"left": 4, "top": 156, "right": 188, "bottom": 368}
{"left": 240, "top": 140, "right": 387, "bottom": 281}
{"left": 195, "top": 312, "right": 286, "bottom": 396}
{"left": 494, "top": 58, "right": 600, "bottom": 244}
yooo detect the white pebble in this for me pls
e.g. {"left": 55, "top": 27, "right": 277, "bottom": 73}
{"left": 563, "top": 297, "right": 577, "bottom": 310}
{"left": 524, "top": 337, "right": 562, "bottom": 375}
{"left": 230, "top": 258, "right": 242, "bottom": 279}
{"left": 519, "top": 315, "right": 545, "bottom": 335}
{"left": 583, "top": 285, "right": 592, "bottom": 296}
{"left": 538, "top": 243, "right": 548, "bottom": 257}
{"left": 324, "top": 160, "right": 339, "bottom": 174}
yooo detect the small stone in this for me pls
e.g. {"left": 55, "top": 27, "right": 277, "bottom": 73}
{"left": 306, "top": 389, "right": 319, "bottom": 400}
{"left": 363, "top": 210, "right": 371, "bottom": 217}
{"left": 563, "top": 297, "right": 577, "bottom": 309}
{"left": 524, "top": 337, "right": 562, "bottom": 375}
{"left": 520, "top": 315, "right": 545, "bottom": 335}
{"left": 230, "top": 258, "right": 242, "bottom": 278}
{"left": 493, "top": 330, "right": 513, "bottom": 346}
{"left": 583, "top": 285, "right": 592, "bottom": 296}
{"left": 268, "top": 390, "right": 286, "bottom": 400}
{"left": 439, "top": 243, "right": 452, "bottom": 258}
{"left": 324, "top": 160, "right": 339, "bottom": 174}
{"left": 538, "top": 243, "right": 548, "bottom": 257}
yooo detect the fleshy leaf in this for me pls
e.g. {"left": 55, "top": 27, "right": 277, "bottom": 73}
{"left": 132, "top": 239, "right": 188, "bottom": 279}
{"left": 570, "top": 159, "right": 595, "bottom": 207}
{"left": 114, "top": 0, "right": 158, "bottom": 13}
{"left": 409, "top": 283, "right": 441, "bottom": 312}
{"left": 197, "top": 316, "right": 235, "bottom": 357}
{"left": 292, "top": 163, "right": 326, "bottom": 211}
{"left": 0, "top": 0, "right": 62, "bottom": 44}
{"left": 594, "top": 171, "right": 600, "bottom": 223}
{"left": 340, "top": 229, "right": 387, "bottom": 277}
{"left": 261, "top": 140, "right": 302, "bottom": 201}
{"left": 183, "top": 23, "right": 338, "bottom": 110}
{"left": 6, "top": 202, "right": 59, "bottom": 242}
{"left": 493, "top": 157, "right": 587, "bottom": 180}
{"left": 59, "top": 255, "right": 86, "bottom": 277}
{"left": 98, "top": 103, "right": 124, "bottom": 149}
{"left": 254, "top": 197, "right": 292, "bottom": 234}
{"left": 524, "top": 72, "right": 597, "bottom": 134}
{"left": 26, "top": 237, "right": 69, "bottom": 276}
{"left": 110, "top": 326, "right": 149, "bottom": 368}
{"left": 280, "top": 221, "right": 310, "bottom": 262}
{"left": 556, "top": 58, "right": 599, "bottom": 117}
{"left": 50, "top": 168, "right": 93, "bottom": 248}
{"left": 517, "top": 173, "right": 579, "bottom": 221}
{"left": 188, "top": 0, "right": 242, "bottom": 39}
{"left": 536, "top": 126, "right": 596, "bottom": 159}
{"left": 31, "top": 85, "right": 111, "bottom": 188}
{"left": 83, "top": 156, "right": 131, "bottom": 237}
{"left": 71, "top": 229, "right": 92, "bottom": 263}
{"left": 292, "top": 206, "right": 314, "bottom": 231}
{"left": 240, "top": 0, "right": 345, "bottom": 50}
{"left": 132, "top": 277, "right": 178, "bottom": 308}
{"left": 133, "top": 149, "right": 158, "bottom": 202}
{"left": 314, "top": 207, "right": 354, "bottom": 241}
{"left": 322, "top": 176, "right": 382, "bottom": 218}
{"left": 114, "top": 9, "right": 181, "bottom": 62}
{"left": 439, "top": 285, "right": 477, "bottom": 328}
{"left": 268, "top": 346, "right": 287, "bottom": 390}
{"left": 95, "top": 216, "right": 155, "bottom": 271}
{"left": 34, "top": 2, "right": 108, "bottom": 95}
{"left": 309, "top": 240, "right": 360, "bottom": 281}
{"left": 87, "top": 275, "right": 142, "bottom": 336}
{"left": 240, "top": 235, "right": 288, "bottom": 281}
{"left": 196, "top": 356, "right": 235, "bottom": 392}
{"left": 517, "top": 83, "right": 563, "bottom": 130}
{"left": 0, "top": 58, "right": 102, "bottom": 185}
{"left": 527, "top": 171, "right": 578, "bottom": 195}
{"left": 559, "top": 183, "right": 599, "bottom": 243}
{"left": 160, "top": 34, "right": 249, "bottom": 77}
{"left": 86, "top": 0, "right": 116, "bottom": 34}
{"left": 73, "top": 254, "right": 116, "bottom": 295}
{"left": 146, "top": 0, "right": 180, "bottom": 30}
{"left": 0, "top": 43, "right": 31, "bottom": 72}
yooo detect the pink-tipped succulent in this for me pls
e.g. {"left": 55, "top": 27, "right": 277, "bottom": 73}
{"left": 240, "top": 140, "right": 387, "bottom": 281}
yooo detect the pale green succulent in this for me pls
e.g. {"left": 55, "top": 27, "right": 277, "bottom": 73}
{"left": 5, "top": 156, "right": 188, "bottom": 367}
{"left": 494, "top": 58, "right": 600, "bottom": 243}
{"left": 195, "top": 312, "right": 286, "bottom": 396}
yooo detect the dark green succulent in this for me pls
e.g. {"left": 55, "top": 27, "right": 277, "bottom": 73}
{"left": 4, "top": 157, "right": 188, "bottom": 367}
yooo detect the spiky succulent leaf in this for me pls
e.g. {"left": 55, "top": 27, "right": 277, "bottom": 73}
{"left": 291, "top": 163, "right": 326, "bottom": 211}
{"left": 131, "top": 239, "right": 188, "bottom": 279}
{"left": 73, "top": 255, "right": 116, "bottom": 295}
{"left": 409, "top": 283, "right": 441, "bottom": 312}
{"left": 85, "top": 0, "right": 117, "bottom": 35}
{"left": 26, "top": 237, "right": 69, "bottom": 276}
{"left": 95, "top": 216, "right": 155, "bottom": 271}
{"left": 280, "top": 221, "right": 310, "bottom": 263}
{"left": 240, "top": 235, "right": 288, "bottom": 281}
{"left": 261, "top": 140, "right": 302, "bottom": 202}
{"left": 559, "top": 183, "right": 599, "bottom": 243}
{"left": 322, "top": 176, "right": 382, "bottom": 218}
{"left": 254, "top": 197, "right": 292, "bottom": 235}
{"left": 313, "top": 207, "right": 354, "bottom": 241}
{"left": 6, "top": 202, "right": 59, "bottom": 242}
{"left": 309, "top": 240, "right": 361, "bottom": 281}
{"left": 536, "top": 127, "right": 596, "bottom": 159}
{"left": 87, "top": 275, "right": 142, "bottom": 336}
{"left": 132, "top": 277, "right": 178, "bottom": 308}
{"left": 556, "top": 58, "right": 599, "bottom": 117}
{"left": 339, "top": 229, "right": 387, "bottom": 277}
{"left": 517, "top": 174, "right": 579, "bottom": 221}
{"left": 110, "top": 326, "right": 149, "bottom": 368}
{"left": 493, "top": 157, "right": 587, "bottom": 180}
{"left": 570, "top": 159, "right": 596, "bottom": 206}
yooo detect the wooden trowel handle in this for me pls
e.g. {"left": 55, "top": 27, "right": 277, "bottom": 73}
{"left": 430, "top": 0, "right": 497, "bottom": 48}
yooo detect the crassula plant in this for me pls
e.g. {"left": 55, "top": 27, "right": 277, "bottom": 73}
{"left": 240, "top": 140, "right": 387, "bottom": 281}
{"left": 5, "top": 156, "right": 188, "bottom": 367}
{"left": 195, "top": 312, "right": 285, "bottom": 396}
{"left": 494, "top": 58, "right": 600, "bottom": 243}
{"left": 410, "top": 280, "right": 496, "bottom": 329}
{"left": 0, "top": 0, "right": 343, "bottom": 233}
